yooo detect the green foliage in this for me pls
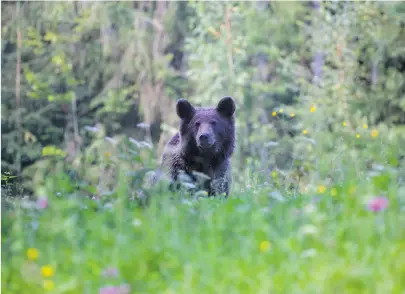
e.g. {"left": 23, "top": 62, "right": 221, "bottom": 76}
{"left": 2, "top": 2, "right": 405, "bottom": 293}
{"left": 2, "top": 1, "right": 405, "bottom": 193}
{"left": 1, "top": 1, "right": 188, "bottom": 177}
{"left": 2, "top": 166, "right": 405, "bottom": 293}
{"left": 22, "top": 127, "right": 159, "bottom": 202}
{"left": 283, "top": 2, "right": 405, "bottom": 186}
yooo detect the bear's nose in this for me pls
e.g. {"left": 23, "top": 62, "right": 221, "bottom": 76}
{"left": 198, "top": 133, "right": 211, "bottom": 147}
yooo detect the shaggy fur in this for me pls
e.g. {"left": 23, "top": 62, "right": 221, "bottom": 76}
{"left": 161, "top": 97, "right": 236, "bottom": 196}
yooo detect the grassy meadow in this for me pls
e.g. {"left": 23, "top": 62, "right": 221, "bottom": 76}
{"left": 2, "top": 160, "right": 405, "bottom": 293}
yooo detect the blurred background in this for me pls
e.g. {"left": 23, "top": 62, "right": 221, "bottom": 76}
{"left": 2, "top": 1, "right": 405, "bottom": 199}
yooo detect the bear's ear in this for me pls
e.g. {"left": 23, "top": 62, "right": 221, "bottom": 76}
{"left": 216, "top": 96, "right": 235, "bottom": 117}
{"left": 176, "top": 98, "right": 195, "bottom": 120}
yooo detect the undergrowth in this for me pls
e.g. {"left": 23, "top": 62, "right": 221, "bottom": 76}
{"left": 2, "top": 164, "right": 405, "bottom": 293}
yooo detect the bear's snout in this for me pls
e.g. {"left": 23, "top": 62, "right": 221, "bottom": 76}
{"left": 198, "top": 133, "right": 214, "bottom": 148}
{"left": 196, "top": 122, "right": 216, "bottom": 149}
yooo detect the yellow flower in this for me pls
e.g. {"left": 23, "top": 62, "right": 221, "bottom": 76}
{"left": 331, "top": 188, "right": 337, "bottom": 196}
{"left": 302, "top": 129, "right": 308, "bottom": 135}
{"left": 104, "top": 151, "right": 111, "bottom": 157}
{"left": 27, "top": 248, "right": 39, "bottom": 261}
{"left": 363, "top": 124, "right": 368, "bottom": 129}
{"left": 43, "top": 280, "right": 55, "bottom": 291}
{"left": 342, "top": 121, "right": 347, "bottom": 127}
{"left": 259, "top": 240, "right": 271, "bottom": 253}
{"left": 279, "top": 108, "right": 284, "bottom": 113}
{"left": 272, "top": 111, "right": 277, "bottom": 117}
{"left": 290, "top": 113, "right": 295, "bottom": 117}
{"left": 349, "top": 186, "right": 356, "bottom": 195}
{"left": 317, "top": 185, "right": 326, "bottom": 194}
{"left": 310, "top": 105, "right": 316, "bottom": 113}
{"left": 356, "top": 134, "right": 360, "bottom": 139}
{"left": 207, "top": 27, "right": 220, "bottom": 38}
{"left": 41, "top": 265, "right": 54, "bottom": 278}
{"left": 271, "top": 170, "right": 278, "bottom": 179}
{"left": 371, "top": 129, "right": 379, "bottom": 138}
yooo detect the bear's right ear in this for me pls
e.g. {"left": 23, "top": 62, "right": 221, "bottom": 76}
{"left": 217, "top": 96, "right": 236, "bottom": 117}
{"left": 176, "top": 98, "right": 195, "bottom": 120}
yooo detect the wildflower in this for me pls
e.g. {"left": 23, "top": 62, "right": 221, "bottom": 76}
{"left": 102, "top": 267, "right": 119, "bottom": 278}
{"left": 99, "top": 284, "right": 131, "bottom": 294}
{"left": 371, "top": 129, "right": 379, "bottom": 138}
{"left": 84, "top": 125, "right": 101, "bottom": 133}
{"left": 301, "top": 248, "right": 317, "bottom": 258}
{"left": 271, "top": 170, "right": 278, "bottom": 179}
{"left": 356, "top": 134, "right": 360, "bottom": 139}
{"left": 317, "top": 185, "right": 326, "bottom": 194}
{"left": 303, "top": 203, "right": 317, "bottom": 214}
{"left": 330, "top": 188, "right": 337, "bottom": 196}
{"left": 299, "top": 224, "right": 318, "bottom": 235}
{"left": 259, "top": 240, "right": 271, "bottom": 252}
{"left": 207, "top": 27, "right": 220, "bottom": 38}
{"left": 272, "top": 111, "right": 277, "bottom": 117}
{"left": 312, "top": 196, "right": 321, "bottom": 203}
{"left": 132, "top": 218, "right": 142, "bottom": 227}
{"left": 136, "top": 122, "right": 150, "bottom": 129}
{"left": 310, "top": 105, "right": 316, "bottom": 113}
{"left": 290, "top": 113, "right": 295, "bottom": 117}
{"left": 41, "top": 265, "right": 54, "bottom": 278}
{"left": 348, "top": 186, "right": 356, "bottom": 195}
{"left": 367, "top": 197, "right": 389, "bottom": 212}
{"left": 342, "top": 121, "right": 347, "bottom": 127}
{"left": 104, "top": 151, "right": 112, "bottom": 157}
{"left": 302, "top": 129, "right": 308, "bottom": 135}
{"left": 37, "top": 197, "right": 48, "bottom": 209}
{"left": 279, "top": 108, "right": 284, "bottom": 113}
{"left": 20, "top": 261, "right": 42, "bottom": 283}
{"left": 43, "top": 280, "right": 55, "bottom": 291}
{"left": 27, "top": 248, "right": 39, "bottom": 261}
{"left": 105, "top": 137, "right": 117, "bottom": 145}
{"left": 99, "top": 285, "right": 116, "bottom": 294}
{"left": 363, "top": 124, "right": 368, "bottom": 129}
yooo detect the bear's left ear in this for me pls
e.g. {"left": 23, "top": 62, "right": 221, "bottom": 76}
{"left": 176, "top": 98, "right": 195, "bottom": 120}
{"left": 216, "top": 96, "right": 235, "bottom": 117}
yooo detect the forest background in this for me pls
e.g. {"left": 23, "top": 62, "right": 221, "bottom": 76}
{"left": 2, "top": 1, "right": 405, "bottom": 196}
{"left": 2, "top": 1, "right": 405, "bottom": 293}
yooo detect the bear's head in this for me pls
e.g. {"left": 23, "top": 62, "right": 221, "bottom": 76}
{"left": 176, "top": 96, "right": 236, "bottom": 157}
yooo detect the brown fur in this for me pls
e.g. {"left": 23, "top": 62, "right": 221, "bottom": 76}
{"left": 161, "top": 97, "right": 236, "bottom": 196}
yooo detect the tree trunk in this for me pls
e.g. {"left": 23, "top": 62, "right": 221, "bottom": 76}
{"left": 311, "top": 0, "right": 323, "bottom": 84}
{"left": 15, "top": 2, "right": 22, "bottom": 174}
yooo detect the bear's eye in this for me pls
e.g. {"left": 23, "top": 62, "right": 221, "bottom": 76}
{"left": 195, "top": 122, "right": 201, "bottom": 128}
{"left": 210, "top": 121, "right": 217, "bottom": 126}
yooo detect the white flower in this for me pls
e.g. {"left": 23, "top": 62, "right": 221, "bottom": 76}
{"left": 132, "top": 218, "right": 142, "bottom": 227}
{"left": 299, "top": 224, "right": 318, "bottom": 235}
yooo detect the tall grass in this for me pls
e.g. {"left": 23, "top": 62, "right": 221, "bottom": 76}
{"left": 2, "top": 164, "right": 404, "bottom": 293}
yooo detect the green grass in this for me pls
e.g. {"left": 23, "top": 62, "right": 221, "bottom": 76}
{"left": 2, "top": 171, "right": 405, "bottom": 294}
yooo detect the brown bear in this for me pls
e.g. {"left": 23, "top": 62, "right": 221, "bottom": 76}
{"left": 161, "top": 96, "right": 236, "bottom": 196}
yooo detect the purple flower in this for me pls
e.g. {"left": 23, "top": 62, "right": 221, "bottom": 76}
{"left": 99, "top": 286, "right": 116, "bottom": 294}
{"left": 99, "top": 284, "right": 130, "bottom": 294}
{"left": 36, "top": 197, "right": 48, "bottom": 209}
{"left": 102, "top": 267, "right": 119, "bottom": 278}
{"left": 367, "top": 197, "right": 389, "bottom": 212}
